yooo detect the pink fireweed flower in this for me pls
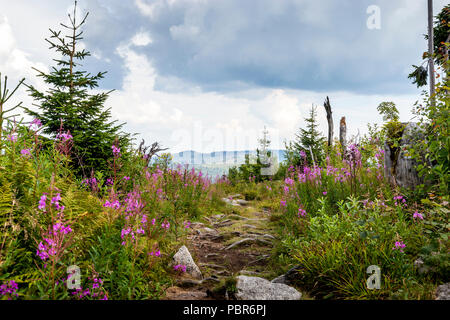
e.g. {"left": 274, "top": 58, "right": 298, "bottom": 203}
{"left": 298, "top": 208, "right": 307, "bottom": 217}
{"left": 184, "top": 221, "right": 191, "bottom": 229}
{"left": 38, "top": 195, "right": 47, "bottom": 211}
{"left": 280, "top": 200, "right": 287, "bottom": 207}
{"left": 112, "top": 145, "right": 121, "bottom": 157}
{"left": 284, "top": 178, "right": 294, "bottom": 186}
{"left": 151, "top": 218, "right": 156, "bottom": 225}
{"left": 7, "top": 134, "right": 17, "bottom": 143}
{"left": 52, "top": 223, "right": 72, "bottom": 235}
{"left": 283, "top": 186, "right": 289, "bottom": 193}
{"left": 29, "top": 118, "right": 42, "bottom": 129}
{"left": 51, "top": 193, "right": 61, "bottom": 205}
{"left": 149, "top": 250, "right": 161, "bottom": 257}
{"left": 299, "top": 150, "right": 306, "bottom": 158}
{"left": 392, "top": 241, "right": 406, "bottom": 252}
{"left": 161, "top": 221, "right": 170, "bottom": 230}
{"left": 394, "top": 195, "right": 407, "bottom": 207}
{"left": 51, "top": 193, "right": 64, "bottom": 211}
{"left": 174, "top": 264, "right": 187, "bottom": 272}
{"left": 120, "top": 227, "right": 135, "bottom": 245}
{"left": 123, "top": 176, "right": 130, "bottom": 181}
{"left": 20, "top": 148, "right": 31, "bottom": 158}
{"left": 0, "top": 280, "right": 19, "bottom": 299}
{"left": 56, "top": 132, "right": 73, "bottom": 142}
{"left": 323, "top": 191, "right": 327, "bottom": 196}
{"left": 413, "top": 211, "right": 424, "bottom": 220}
{"left": 36, "top": 223, "right": 72, "bottom": 261}
{"left": 103, "top": 200, "right": 121, "bottom": 210}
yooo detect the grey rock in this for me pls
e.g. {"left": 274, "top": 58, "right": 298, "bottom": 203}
{"left": 239, "top": 270, "right": 261, "bottom": 276}
{"left": 255, "top": 238, "right": 273, "bottom": 246}
{"left": 202, "top": 277, "right": 221, "bottom": 284}
{"left": 229, "top": 214, "right": 248, "bottom": 220}
{"left": 261, "top": 234, "right": 276, "bottom": 240}
{"left": 271, "top": 265, "right": 302, "bottom": 285}
{"left": 225, "top": 238, "right": 255, "bottom": 250}
{"left": 235, "top": 276, "right": 302, "bottom": 300}
{"left": 199, "top": 227, "right": 219, "bottom": 236}
{"left": 177, "top": 279, "right": 203, "bottom": 288}
{"left": 271, "top": 274, "right": 287, "bottom": 284}
{"left": 414, "top": 258, "right": 430, "bottom": 275}
{"left": 190, "top": 222, "right": 205, "bottom": 229}
{"left": 172, "top": 245, "right": 203, "bottom": 280}
{"left": 222, "top": 198, "right": 240, "bottom": 206}
{"left": 435, "top": 283, "right": 450, "bottom": 300}
{"left": 199, "top": 263, "right": 226, "bottom": 270}
{"left": 236, "top": 199, "right": 250, "bottom": 206}
{"left": 216, "top": 270, "right": 231, "bottom": 276}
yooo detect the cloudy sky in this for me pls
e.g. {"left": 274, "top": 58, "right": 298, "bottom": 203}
{"left": 0, "top": 0, "right": 447, "bottom": 152}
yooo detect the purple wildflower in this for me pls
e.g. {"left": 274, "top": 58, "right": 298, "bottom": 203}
{"left": 413, "top": 211, "right": 424, "bottom": 220}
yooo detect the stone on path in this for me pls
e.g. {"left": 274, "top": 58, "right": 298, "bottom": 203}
{"left": 225, "top": 238, "right": 255, "bottom": 250}
{"left": 235, "top": 199, "right": 250, "bottom": 206}
{"left": 235, "top": 276, "right": 302, "bottom": 300}
{"left": 165, "top": 286, "right": 208, "bottom": 300}
{"left": 173, "top": 245, "right": 203, "bottom": 280}
{"left": 435, "top": 283, "right": 450, "bottom": 300}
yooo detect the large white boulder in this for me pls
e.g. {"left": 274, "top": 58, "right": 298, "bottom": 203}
{"left": 235, "top": 275, "right": 302, "bottom": 300}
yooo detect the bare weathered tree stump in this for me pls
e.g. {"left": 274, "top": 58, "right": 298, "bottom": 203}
{"left": 323, "top": 96, "right": 333, "bottom": 147}
{"left": 339, "top": 117, "right": 346, "bottom": 152}
{"left": 383, "top": 122, "right": 425, "bottom": 189}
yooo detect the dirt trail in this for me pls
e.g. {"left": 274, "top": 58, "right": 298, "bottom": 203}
{"left": 164, "top": 195, "right": 278, "bottom": 300}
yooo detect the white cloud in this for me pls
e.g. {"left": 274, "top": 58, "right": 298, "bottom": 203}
{"left": 131, "top": 31, "right": 152, "bottom": 46}
{"left": 0, "top": 14, "right": 48, "bottom": 116}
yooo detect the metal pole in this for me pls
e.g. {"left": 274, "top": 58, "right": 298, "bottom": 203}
{"left": 428, "top": 0, "right": 435, "bottom": 104}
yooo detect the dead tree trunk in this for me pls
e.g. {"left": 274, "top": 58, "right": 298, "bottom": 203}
{"left": 323, "top": 96, "right": 333, "bottom": 147}
{"left": 339, "top": 116, "right": 346, "bottom": 153}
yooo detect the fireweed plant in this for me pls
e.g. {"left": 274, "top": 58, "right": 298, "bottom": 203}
{"left": 269, "top": 138, "right": 443, "bottom": 299}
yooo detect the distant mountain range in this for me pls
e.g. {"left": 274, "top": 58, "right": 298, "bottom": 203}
{"left": 168, "top": 149, "right": 287, "bottom": 178}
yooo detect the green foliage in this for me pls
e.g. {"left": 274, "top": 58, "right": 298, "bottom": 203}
{"left": 288, "top": 105, "right": 326, "bottom": 166}
{"left": 281, "top": 197, "right": 432, "bottom": 299}
{"left": 408, "top": 55, "right": 450, "bottom": 197}
{"left": 24, "top": 2, "right": 130, "bottom": 176}
{"left": 377, "top": 102, "right": 400, "bottom": 122}
{"left": 408, "top": 65, "right": 428, "bottom": 88}
{"left": 409, "top": 5, "right": 450, "bottom": 87}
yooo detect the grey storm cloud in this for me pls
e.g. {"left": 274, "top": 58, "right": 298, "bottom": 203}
{"left": 114, "top": 0, "right": 445, "bottom": 95}
{"left": 10, "top": 0, "right": 447, "bottom": 94}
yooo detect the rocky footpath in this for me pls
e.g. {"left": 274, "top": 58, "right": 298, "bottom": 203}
{"left": 163, "top": 195, "right": 303, "bottom": 300}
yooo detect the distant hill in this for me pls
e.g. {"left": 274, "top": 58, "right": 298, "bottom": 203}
{"left": 168, "top": 150, "right": 287, "bottom": 178}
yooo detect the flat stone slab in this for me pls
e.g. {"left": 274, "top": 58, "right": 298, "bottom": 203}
{"left": 225, "top": 238, "right": 255, "bottom": 250}
{"left": 222, "top": 198, "right": 240, "bottom": 206}
{"left": 236, "top": 199, "right": 250, "bottom": 206}
{"left": 235, "top": 276, "right": 302, "bottom": 300}
{"left": 165, "top": 286, "right": 208, "bottom": 300}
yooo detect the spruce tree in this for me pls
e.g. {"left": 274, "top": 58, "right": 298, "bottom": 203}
{"left": 291, "top": 104, "right": 325, "bottom": 166}
{"left": 24, "top": 1, "right": 129, "bottom": 175}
